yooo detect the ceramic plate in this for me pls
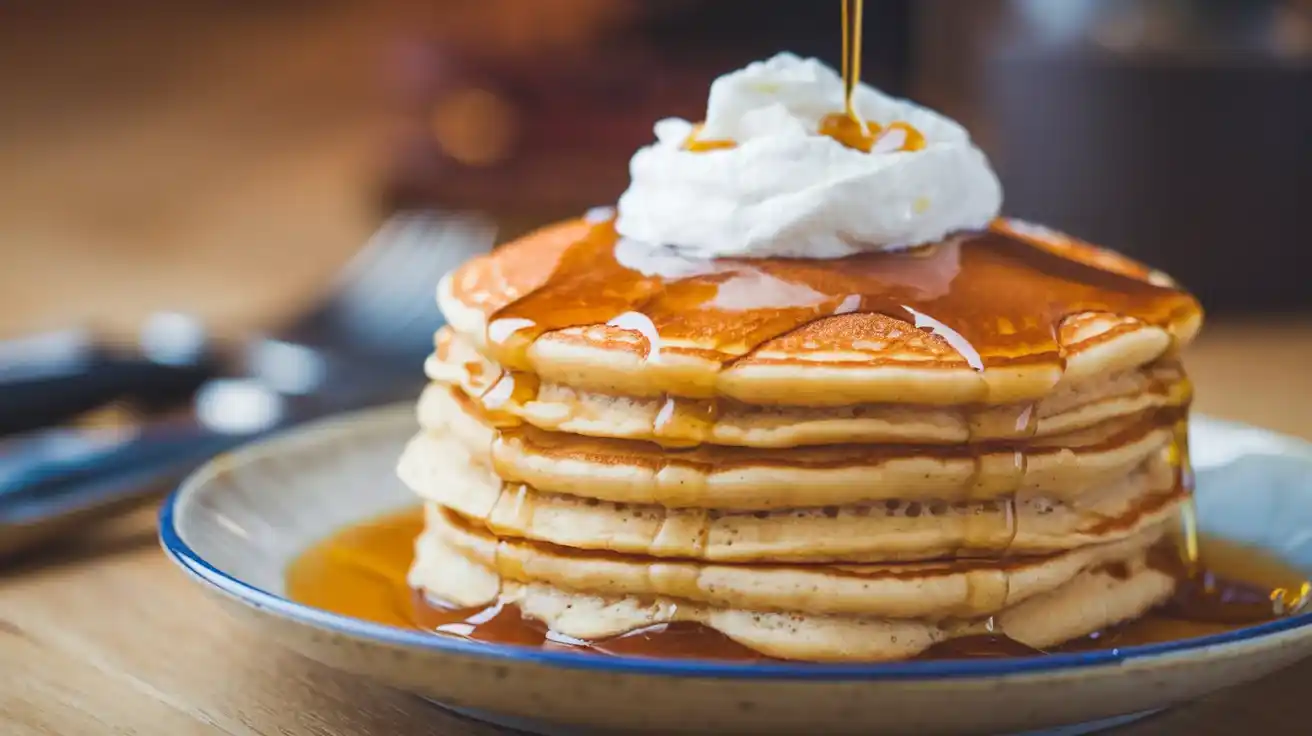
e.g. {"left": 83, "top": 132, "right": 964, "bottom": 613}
{"left": 160, "top": 404, "right": 1312, "bottom": 735}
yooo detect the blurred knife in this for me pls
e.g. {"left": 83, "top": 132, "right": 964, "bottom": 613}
{"left": 0, "top": 315, "right": 218, "bottom": 437}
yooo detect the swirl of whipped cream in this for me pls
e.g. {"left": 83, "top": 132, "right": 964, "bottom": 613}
{"left": 615, "top": 52, "right": 1003, "bottom": 259}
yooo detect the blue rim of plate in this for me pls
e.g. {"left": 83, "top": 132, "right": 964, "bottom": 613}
{"left": 158, "top": 463, "right": 1312, "bottom": 683}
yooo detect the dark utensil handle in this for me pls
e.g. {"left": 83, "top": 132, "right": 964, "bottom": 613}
{"left": 0, "top": 436, "right": 243, "bottom": 561}
{"left": 0, "top": 357, "right": 217, "bottom": 437}
{"left": 0, "top": 427, "right": 251, "bottom": 526}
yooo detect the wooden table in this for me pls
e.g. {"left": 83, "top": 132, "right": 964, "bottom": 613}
{"left": 2, "top": 321, "right": 1312, "bottom": 736}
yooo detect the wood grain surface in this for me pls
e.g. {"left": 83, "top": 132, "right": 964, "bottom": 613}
{"left": 5, "top": 4, "right": 1312, "bottom": 734}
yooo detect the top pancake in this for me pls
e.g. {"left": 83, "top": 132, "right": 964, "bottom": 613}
{"left": 439, "top": 215, "right": 1202, "bottom": 407}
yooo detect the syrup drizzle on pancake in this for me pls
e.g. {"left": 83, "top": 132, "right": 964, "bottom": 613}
{"left": 471, "top": 217, "right": 1199, "bottom": 452}
{"left": 464, "top": 216, "right": 1198, "bottom": 558}
{"left": 481, "top": 217, "right": 1198, "bottom": 395}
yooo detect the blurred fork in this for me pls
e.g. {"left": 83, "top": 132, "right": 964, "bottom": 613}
{"left": 279, "top": 210, "right": 490, "bottom": 361}
{"left": 0, "top": 209, "right": 494, "bottom": 560}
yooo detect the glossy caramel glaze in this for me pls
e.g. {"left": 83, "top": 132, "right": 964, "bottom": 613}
{"left": 457, "top": 217, "right": 1203, "bottom": 468}
{"left": 478, "top": 217, "right": 1199, "bottom": 395}
{"left": 285, "top": 507, "right": 1309, "bottom": 662}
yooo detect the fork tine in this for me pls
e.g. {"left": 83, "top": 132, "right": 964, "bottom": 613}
{"left": 329, "top": 213, "right": 414, "bottom": 295}
{"left": 335, "top": 213, "right": 434, "bottom": 307}
{"left": 349, "top": 215, "right": 449, "bottom": 324}
{"left": 331, "top": 210, "right": 494, "bottom": 352}
{"left": 289, "top": 208, "right": 495, "bottom": 359}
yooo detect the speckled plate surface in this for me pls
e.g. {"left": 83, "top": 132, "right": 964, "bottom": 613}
{"left": 160, "top": 404, "right": 1312, "bottom": 735}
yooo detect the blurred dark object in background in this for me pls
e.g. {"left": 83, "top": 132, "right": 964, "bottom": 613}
{"left": 939, "top": 0, "right": 1310, "bottom": 313}
{"left": 0, "top": 317, "right": 216, "bottom": 438}
{"left": 387, "top": 0, "right": 912, "bottom": 237}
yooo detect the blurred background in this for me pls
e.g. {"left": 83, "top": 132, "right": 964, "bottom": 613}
{"left": 0, "top": 0, "right": 1309, "bottom": 461}
{"left": 4, "top": 0, "right": 1307, "bottom": 335}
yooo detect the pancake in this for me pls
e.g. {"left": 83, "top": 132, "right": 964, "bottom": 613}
{"left": 400, "top": 430, "right": 1183, "bottom": 562}
{"left": 428, "top": 327, "right": 1191, "bottom": 448}
{"left": 438, "top": 217, "right": 1201, "bottom": 408}
{"left": 400, "top": 207, "right": 1204, "bottom": 662}
{"left": 415, "top": 385, "right": 1176, "bottom": 508}
{"left": 425, "top": 505, "right": 1172, "bottom": 620}
{"left": 410, "top": 525, "right": 1176, "bottom": 662}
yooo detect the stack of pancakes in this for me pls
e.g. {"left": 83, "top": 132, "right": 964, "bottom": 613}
{"left": 398, "top": 215, "right": 1203, "bottom": 661}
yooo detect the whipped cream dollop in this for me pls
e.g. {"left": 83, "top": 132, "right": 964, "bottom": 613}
{"left": 615, "top": 52, "right": 1003, "bottom": 259}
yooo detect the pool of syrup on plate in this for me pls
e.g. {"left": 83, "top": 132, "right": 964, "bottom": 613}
{"left": 284, "top": 506, "right": 1310, "bottom": 662}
